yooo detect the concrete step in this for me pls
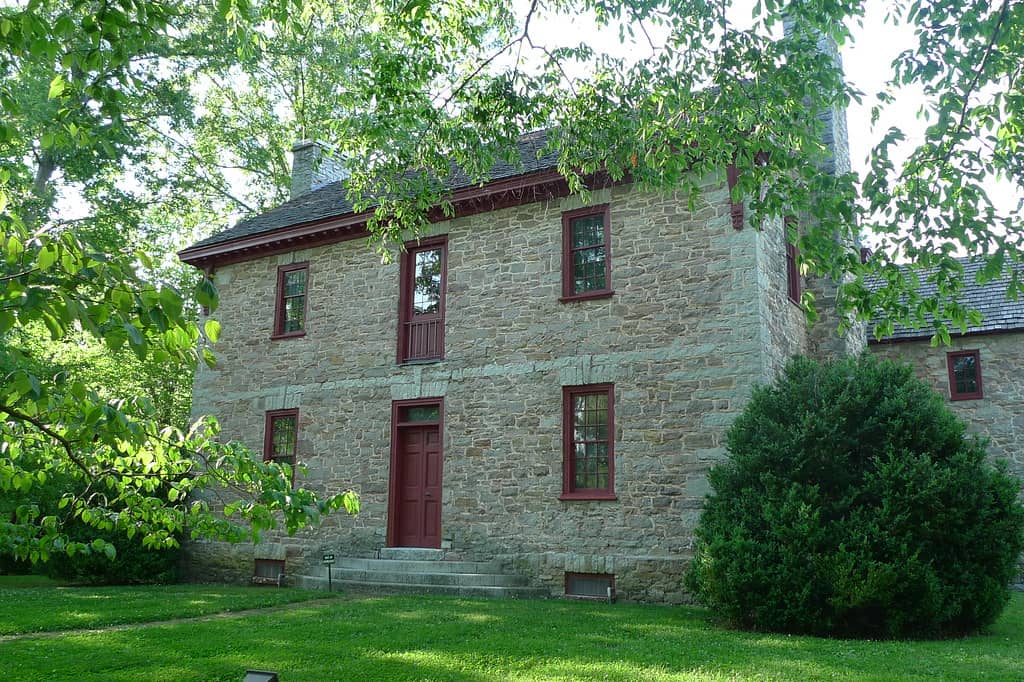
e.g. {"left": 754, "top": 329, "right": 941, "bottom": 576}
{"left": 331, "top": 557, "right": 503, "bottom": 574}
{"left": 320, "top": 568, "right": 529, "bottom": 587}
{"left": 294, "top": 575, "right": 548, "bottom": 599}
{"left": 378, "top": 547, "right": 445, "bottom": 561}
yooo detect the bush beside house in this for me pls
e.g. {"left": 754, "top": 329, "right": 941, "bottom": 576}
{"left": 686, "top": 355, "right": 1024, "bottom": 638}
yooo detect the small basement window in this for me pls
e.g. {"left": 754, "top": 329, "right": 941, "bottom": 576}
{"left": 253, "top": 559, "right": 285, "bottom": 586}
{"left": 565, "top": 572, "right": 615, "bottom": 601}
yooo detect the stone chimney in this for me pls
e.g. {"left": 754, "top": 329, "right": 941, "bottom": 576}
{"left": 783, "top": 15, "right": 866, "bottom": 359}
{"left": 782, "top": 15, "right": 851, "bottom": 178}
{"left": 290, "top": 140, "right": 349, "bottom": 200}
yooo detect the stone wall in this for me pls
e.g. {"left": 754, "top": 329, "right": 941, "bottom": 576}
{"left": 870, "top": 332, "right": 1024, "bottom": 477}
{"left": 185, "top": 179, "right": 809, "bottom": 601}
{"left": 756, "top": 215, "right": 809, "bottom": 379}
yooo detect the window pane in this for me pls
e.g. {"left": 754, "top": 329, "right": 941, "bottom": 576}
{"left": 570, "top": 390, "right": 611, "bottom": 491}
{"left": 283, "top": 297, "right": 304, "bottom": 332}
{"left": 573, "top": 247, "right": 606, "bottom": 293}
{"left": 571, "top": 215, "right": 604, "bottom": 248}
{"left": 284, "top": 269, "right": 306, "bottom": 297}
{"left": 400, "top": 405, "right": 440, "bottom": 422}
{"left": 413, "top": 248, "right": 442, "bottom": 315}
{"left": 954, "top": 355, "right": 977, "bottom": 394}
{"left": 271, "top": 415, "right": 296, "bottom": 457}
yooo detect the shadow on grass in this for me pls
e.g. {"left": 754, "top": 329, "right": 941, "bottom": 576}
{"left": 3, "top": 593, "right": 1022, "bottom": 681}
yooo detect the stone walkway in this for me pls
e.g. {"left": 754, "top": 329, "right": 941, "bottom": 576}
{"left": 0, "top": 597, "right": 346, "bottom": 643}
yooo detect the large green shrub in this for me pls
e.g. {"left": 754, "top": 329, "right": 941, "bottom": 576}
{"left": 1, "top": 452, "right": 179, "bottom": 585}
{"left": 43, "top": 522, "right": 180, "bottom": 585}
{"left": 686, "top": 355, "right": 1024, "bottom": 638}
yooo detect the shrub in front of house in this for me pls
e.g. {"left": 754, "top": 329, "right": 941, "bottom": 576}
{"left": 685, "top": 354, "right": 1024, "bottom": 639}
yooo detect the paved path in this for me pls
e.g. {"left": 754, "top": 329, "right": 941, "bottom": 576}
{"left": 0, "top": 596, "right": 349, "bottom": 643}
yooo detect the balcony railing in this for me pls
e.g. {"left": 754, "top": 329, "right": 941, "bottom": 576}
{"left": 402, "top": 317, "right": 443, "bottom": 362}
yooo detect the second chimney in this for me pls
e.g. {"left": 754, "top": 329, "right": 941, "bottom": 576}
{"left": 290, "top": 140, "right": 349, "bottom": 200}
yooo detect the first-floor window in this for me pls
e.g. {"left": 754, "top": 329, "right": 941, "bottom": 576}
{"left": 947, "top": 350, "right": 983, "bottom": 400}
{"left": 264, "top": 409, "right": 299, "bottom": 468}
{"left": 562, "top": 384, "right": 615, "bottom": 499}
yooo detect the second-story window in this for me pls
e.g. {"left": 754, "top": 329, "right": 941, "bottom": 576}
{"left": 561, "top": 205, "right": 612, "bottom": 301}
{"left": 273, "top": 263, "right": 308, "bottom": 338}
{"left": 398, "top": 236, "right": 447, "bottom": 363}
{"left": 785, "top": 218, "right": 801, "bottom": 304}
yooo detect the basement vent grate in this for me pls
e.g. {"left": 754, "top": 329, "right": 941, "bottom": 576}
{"left": 565, "top": 572, "right": 615, "bottom": 601}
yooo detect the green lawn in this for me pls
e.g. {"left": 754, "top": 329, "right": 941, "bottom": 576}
{"left": 1, "top": 588, "right": 1021, "bottom": 681}
{"left": 0, "top": 583, "right": 334, "bottom": 635}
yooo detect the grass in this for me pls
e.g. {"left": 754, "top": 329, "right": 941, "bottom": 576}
{"left": 0, "top": 583, "right": 335, "bottom": 635}
{"left": 1, "top": 589, "right": 1021, "bottom": 681}
{"left": 0, "top": 574, "right": 62, "bottom": 588}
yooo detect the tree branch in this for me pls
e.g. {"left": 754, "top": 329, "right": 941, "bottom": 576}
{"left": 0, "top": 405, "right": 93, "bottom": 477}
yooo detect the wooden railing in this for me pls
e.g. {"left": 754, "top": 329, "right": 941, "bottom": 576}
{"left": 402, "top": 317, "right": 443, "bottom": 361}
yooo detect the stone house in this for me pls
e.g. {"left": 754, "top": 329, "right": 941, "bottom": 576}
{"left": 869, "top": 259, "right": 1024, "bottom": 486}
{"left": 178, "top": 126, "right": 1022, "bottom": 600}
{"left": 178, "top": 116, "right": 863, "bottom": 601}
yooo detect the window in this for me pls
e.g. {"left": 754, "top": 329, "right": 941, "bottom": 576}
{"left": 947, "top": 350, "right": 983, "bottom": 400}
{"left": 561, "top": 384, "right": 615, "bottom": 500}
{"left": 273, "top": 263, "right": 308, "bottom": 338}
{"left": 785, "top": 218, "right": 801, "bottom": 304}
{"left": 252, "top": 559, "right": 285, "bottom": 586}
{"left": 263, "top": 409, "right": 299, "bottom": 468}
{"left": 398, "top": 236, "right": 447, "bottom": 363}
{"left": 565, "top": 572, "right": 615, "bottom": 600}
{"left": 561, "top": 205, "right": 612, "bottom": 301}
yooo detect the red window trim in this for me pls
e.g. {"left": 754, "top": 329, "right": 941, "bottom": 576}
{"left": 271, "top": 262, "right": 309, "bottom": 339}
{"left": 565, "top": 571, "right": 616, "bottom": 600}
{"left": 386, "top": 397, "right": 445, "bottom": 548}
{"left": 560, "top": 204, "right": 613, "bottom": 302}
{"left": 561, "top": 383, "right": 616, "bottom": 501}
{"left": 785, "top": 217, "right": 801, "bottom": 304}
{"left": 263, "top": 408, "right": 299, "bottom": 482}
{"left": 397, "top": 235, "right": 448, "bottom": 363}
{"left": 947, "top": 350, "right": 983, "bottom": 400}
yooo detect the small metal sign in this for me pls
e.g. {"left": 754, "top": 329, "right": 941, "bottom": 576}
{"left": 322, "top": 553, "right": 335, "bottom": 564}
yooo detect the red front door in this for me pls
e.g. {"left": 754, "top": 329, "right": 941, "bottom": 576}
{"left": 393, "top": 420, "right": 443, "bottom": 548}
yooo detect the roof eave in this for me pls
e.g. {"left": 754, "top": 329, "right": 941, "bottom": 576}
{"left": 178, "top": 166, "right": 586, "bottom": 269}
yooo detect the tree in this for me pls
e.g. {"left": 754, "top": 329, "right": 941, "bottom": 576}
{"left": 685, "top": 355, "right": 1024, "bottom": 638}
{"left": 0, "top": 0, "right": 361, "bottom": 564}
{"left": 1, "top": 0, "right": 1020, "bottom": 558}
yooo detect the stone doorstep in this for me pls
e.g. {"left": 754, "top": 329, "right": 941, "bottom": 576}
{"left": 318, "top": 568, "right": 528, "bottom": 587}
{"left": 377, "top": 547, "right": 445, "bottom": 561}
{"left": 327, "top": 557, "right": 504, "bottom": 574}
{"left": 290, "top": 553, "right": 546, "bottom": 599}
{"left": 293, "top": 576, "right": 548, "bottom": 600}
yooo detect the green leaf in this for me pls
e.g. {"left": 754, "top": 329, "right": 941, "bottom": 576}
{"left": 48, "top": 74, "right": 66, "bottom": 100}
{"left": 204, "top": 319, "right": 221, "bottom": 343}
{"left": 36, "top": 243, "right": 58, "bottom": 272}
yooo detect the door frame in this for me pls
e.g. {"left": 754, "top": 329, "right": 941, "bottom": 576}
{"left": 387, "top": 396, "right": 445, "bottom": 548}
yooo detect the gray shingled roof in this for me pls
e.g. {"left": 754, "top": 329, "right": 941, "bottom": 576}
{"left": 870, "top": 258, "right": 1024, "bottom": 341}
{"left": 189, "top": 130, "right": 559, "bottom": 249}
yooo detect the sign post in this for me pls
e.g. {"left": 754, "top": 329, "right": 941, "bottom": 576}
{"left": 322, "top": 552, "right": 335, "bottom": 592}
